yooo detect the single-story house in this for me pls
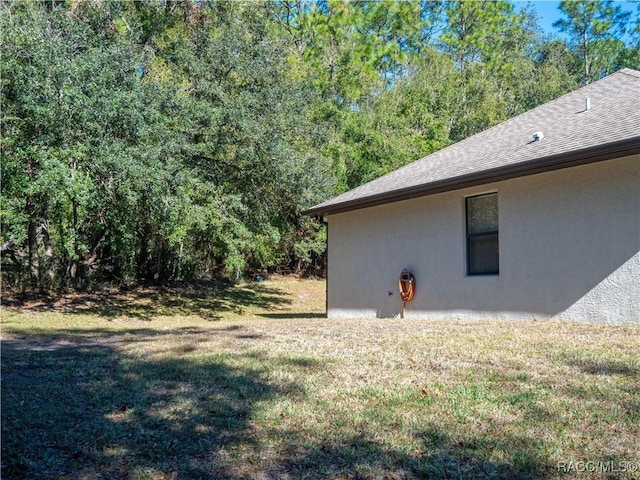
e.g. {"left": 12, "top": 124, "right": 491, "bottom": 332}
{"left": 305, "top": 68, "right": 640, "bottom": 325}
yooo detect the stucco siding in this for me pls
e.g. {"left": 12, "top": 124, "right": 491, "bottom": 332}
{"left": 327, "top": 154, "right": 640, "bottom": 324}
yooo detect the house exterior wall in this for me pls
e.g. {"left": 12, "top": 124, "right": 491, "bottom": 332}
{"left": 326, "top": 154, "right": 640, "bottom": 325}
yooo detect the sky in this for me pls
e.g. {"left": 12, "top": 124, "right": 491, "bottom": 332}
{"left": 514, "top": 1, "right": 638, "bottom": 39}
{"left": 518, "top": 1, "right": 564, "bottom": 34}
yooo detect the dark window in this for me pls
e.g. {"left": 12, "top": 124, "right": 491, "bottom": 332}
{"left": 466, "top": 193, "right": 499, "bottom": 275}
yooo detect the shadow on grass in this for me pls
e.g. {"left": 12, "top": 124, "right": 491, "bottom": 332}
{"left": 258, "top": 312, "right": 325, "bottom": 319}
{"left": 2, "top": 331, "right": 558, "bottom": 480}
{"left": 2, "top": 326, "right": 233, "bottom": 352}
{"left": 2, "top": 280, "right": 292, "bottom": 321}
{"left": 269, "top": 427, "right": 550, "bottom": 479}
{"left": 1, "top": 330, "right": 308, "bottom": 479}
{"left": 563, "top": 357, "right": 640, "bottom": 377}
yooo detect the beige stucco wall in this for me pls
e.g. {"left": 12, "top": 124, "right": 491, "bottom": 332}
{"left": 327, "top": 154, "right": 640, "bottom": 325}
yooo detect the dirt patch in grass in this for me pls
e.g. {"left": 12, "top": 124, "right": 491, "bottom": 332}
{"left": 2, "top": 279, "right": 639, "bottom": 479}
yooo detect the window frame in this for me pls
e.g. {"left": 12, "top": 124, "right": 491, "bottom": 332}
{"left": 465, "top": 192, "right": 499, "bottom": 276}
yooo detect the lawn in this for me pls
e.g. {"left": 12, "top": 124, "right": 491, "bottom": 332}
{"left": 1, "top": 277, "right": 638, "bottom": 480}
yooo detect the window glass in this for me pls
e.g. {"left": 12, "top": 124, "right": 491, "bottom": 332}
{"left": 466, "top": 193, "right": 499, "bottom": 275}
{"left": 468, "top": 233, "right": 499, "bottom": 275}
{"left": 467, "top": 194, "right": 498, "bottom": 234}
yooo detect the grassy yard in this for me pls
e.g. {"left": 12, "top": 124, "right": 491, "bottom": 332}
{"left": 1, "top": 278, "right": 638, "bottom": 480}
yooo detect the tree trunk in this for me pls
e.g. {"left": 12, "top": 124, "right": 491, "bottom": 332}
{"left": 70, "top": 198, "right": 79, "bottom": 288}
{"left": 38, "top": 218, "right": 55, "bottom": 287}
{"left": 27, "top": 213, "right": 38, "bottom": 287}
{"left": 26, "top": 156, "right": 38, "bottom": 287}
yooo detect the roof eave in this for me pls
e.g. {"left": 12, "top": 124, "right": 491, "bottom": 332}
{"left": 304, "top": 136, "right": 640, "bottom": 217}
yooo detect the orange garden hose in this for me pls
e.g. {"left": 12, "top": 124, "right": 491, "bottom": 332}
{"left": 398, "top": 269, "right": 415, "bottom": 318}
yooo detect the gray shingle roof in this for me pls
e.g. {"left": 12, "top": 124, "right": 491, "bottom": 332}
{"left": 306, "top": 68, "right": 640, "bottom": 216}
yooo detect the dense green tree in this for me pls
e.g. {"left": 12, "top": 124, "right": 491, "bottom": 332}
{"left": 3, "top": 0, "right": 639, "bottom": 292}
{"left": 554, "top": 0, "right": 632, "bottom": 84}
{"left": 617, "top": 1, "right": 640, "bottom": 70}
{"left": 333, "top": 0, "right": 548, "bottom": 188}
{"left": 1, "top": 0, "right": 333, "bottom": 289}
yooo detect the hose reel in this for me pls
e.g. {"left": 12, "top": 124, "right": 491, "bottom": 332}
{"left": 398, "top": 269, "right": 415, "bottom": 318}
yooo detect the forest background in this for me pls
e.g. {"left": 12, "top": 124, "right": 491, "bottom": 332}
{"left": 2, "top": 0, "right": 639, "bottom": 291}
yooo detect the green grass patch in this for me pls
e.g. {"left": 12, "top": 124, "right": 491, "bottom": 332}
{"left": 2, "top": 278, "right": 639, "bottom": 479}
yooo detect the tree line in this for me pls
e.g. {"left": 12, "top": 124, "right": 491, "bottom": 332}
{"left": 1, "top": 0, "right": 638, "bottom": 291}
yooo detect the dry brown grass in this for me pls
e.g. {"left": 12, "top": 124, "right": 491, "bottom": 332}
{"left": 2, "top": 277, "right": 638, "bottom": 479}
